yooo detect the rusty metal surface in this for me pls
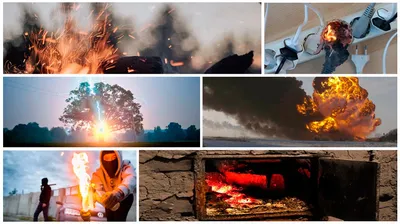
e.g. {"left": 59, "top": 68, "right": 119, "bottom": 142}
{"left": 318, "top": 158, "right": 379, "bottom": 221}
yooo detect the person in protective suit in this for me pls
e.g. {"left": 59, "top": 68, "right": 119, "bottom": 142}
{"left": 81, "top": 150, "right": 135, "bottom": 221}
{"left": 33, "top": 178, "right": 52, "bottom": 221}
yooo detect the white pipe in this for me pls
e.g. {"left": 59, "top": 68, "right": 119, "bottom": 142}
{"left": 383, "top": 31, "right": 397, "bottom": 74}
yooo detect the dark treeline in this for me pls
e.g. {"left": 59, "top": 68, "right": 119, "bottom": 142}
{"left": 4, "top": 122, "right": 200, "bottom": 145}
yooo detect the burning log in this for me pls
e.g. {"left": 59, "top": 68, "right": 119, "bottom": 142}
{"left": 225, "top": 172, "right": 285, "bottom": 191}
{"left": 321, "top": 20, "right": 353, "bottom": 74}
{"left": 225, "top": 171, "right": 267, "bottom": 189}
{"left": 104, "top": 56, "right": 164, "bottom": 74}
{"left": 204, "top": 51, "right": 254, "bottom": 74}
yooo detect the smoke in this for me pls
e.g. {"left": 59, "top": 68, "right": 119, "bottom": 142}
{"left": 203, "top": 77, "right": 321, "bottom": 140}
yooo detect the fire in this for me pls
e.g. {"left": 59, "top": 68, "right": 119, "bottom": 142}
{"left": 206, "top": 172, "right": 259, "bottom": 207}
{"left": 72, "top": 153, "right": 94, "bottom": 212}
{"left": 321, "top": 20, "right": 352, "bottom": 47}
{"left": 297, "top": 77, "right": 381, "bottom": 139}
{"left": 323, "top": 25, "right": 337, "bottom": 42}
{"left": 6, "top": 4, "right": 119, "bottom": 74}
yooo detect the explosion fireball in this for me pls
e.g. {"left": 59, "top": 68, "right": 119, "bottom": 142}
{"left": 297, "top": 77, "right": 381, "bottom": 140}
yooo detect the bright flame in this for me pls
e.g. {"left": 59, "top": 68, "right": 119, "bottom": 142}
{"left": 6, "top": 5, "right": 119, "bottom": 74}
{"left": 297, "top": 77, "right": 381, "bottom": 139}
{"left": 323, "top": 25, "right": 337, "bottom": 42}
{"left": 72, "top": 153, "right": 94, "bottom": 211}
{"left": 206, "top": 172, "right": 259, "bottom": 207}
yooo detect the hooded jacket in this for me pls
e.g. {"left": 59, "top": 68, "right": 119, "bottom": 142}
{"left": 91, "top": 150, "right": 136, "bottom": 201}
{"left": 39, "top": 178, "right": 52, "bottom": 204}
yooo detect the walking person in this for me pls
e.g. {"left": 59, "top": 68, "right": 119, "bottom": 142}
{"left": 33, "top": 178, "right": 52, "bottom": 221}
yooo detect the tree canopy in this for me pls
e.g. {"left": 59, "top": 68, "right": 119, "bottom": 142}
{"left": 59, "top": 82, "right": 143, "bottom": 134}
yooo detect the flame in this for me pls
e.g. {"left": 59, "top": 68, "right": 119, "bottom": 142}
{"left": 72, "top": 153, "right": 94, "bottom": 211}
{"left": 297, "top": 77, "right": 381, "bottom": 139}
{"left": 6, "top": 5, "right": 119, "bottom": 74}
{"left": 206, "top": 173, "right": 259, "bottom": 207}
{"left": 323, "top": 25, "right": 337, "bottom": 42}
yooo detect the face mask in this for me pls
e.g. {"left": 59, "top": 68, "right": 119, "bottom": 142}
{"left": 103, "top": 158, "right": 118, "bottom": 178}
{"left": 41, "top": 178, "right": 48, "bottom": 186}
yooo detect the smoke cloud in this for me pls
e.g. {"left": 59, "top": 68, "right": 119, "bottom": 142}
{"left": 203, "top": 77, "right": 322, "bottom": 140}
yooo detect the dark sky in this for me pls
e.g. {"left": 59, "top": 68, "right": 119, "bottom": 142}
{"left": 4, "top": 77, "right": 200, "bottom": 130}
{"left": 3, "top": 150, "right": 137, "bottom": 194}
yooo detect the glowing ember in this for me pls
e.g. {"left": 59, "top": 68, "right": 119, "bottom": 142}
{"left": 206, "top": 172, "right": 259, "bottom": 207}
{"left": 6, "top": 4, "right": 119, "bottom": 74}
{"left": 72, "top": 153, "right": 94, "bottom": 212}
{"left": 297, "top": 77, "right": 381, "bottom": 139}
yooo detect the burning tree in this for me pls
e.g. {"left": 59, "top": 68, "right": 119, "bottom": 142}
{"left": 59, "top": 82, "right": 144, "bottom": 139}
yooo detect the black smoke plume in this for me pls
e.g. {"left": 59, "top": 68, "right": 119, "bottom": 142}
{"left": 203, "top": 77, "right": 323, "bottom": 140}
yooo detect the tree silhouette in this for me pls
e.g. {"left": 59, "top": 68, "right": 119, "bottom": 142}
{"left": 9, "top": 188, "right": 18, "bottom": 196}
{"left": 59, "top": 82, "right": 143, "bottom": 135}
{"left": 185, "top": 125, "right": 200, "bottom": 140}
{"left": 50, "top": 127, "right": 68, "bottom": 143}
{"left": 165, "top": 122, "right": 186, "bottom": 141}
{"left": 141, "top": 4, "right": 199, "bottom": 73}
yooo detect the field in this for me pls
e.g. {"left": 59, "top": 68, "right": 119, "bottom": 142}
{"left": 4, "top": 141, "right": 200, "bottom": 147}
{"left": 204, "top": 137, "right": 396, "bottom": 147}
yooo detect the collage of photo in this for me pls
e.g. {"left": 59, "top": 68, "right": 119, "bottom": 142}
{"left": 2, "top": 1, "right": 398, "bottom": 222}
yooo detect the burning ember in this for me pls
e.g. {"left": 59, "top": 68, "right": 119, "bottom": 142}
{"left": 6, "top": 4, "right": 119, "bottom": 74}
{"left": 321, "top": 20, "right": 352, "bottom": 47}
{"left": 72, "top": 152, "right": 94, "bottom": 212}
{"left": 297, "top": 77, "right": 381, "bottom": 140}
{"left": 206, "top": 172, "right": 261, "bottom": 207}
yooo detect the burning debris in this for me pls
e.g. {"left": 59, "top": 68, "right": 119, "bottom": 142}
{"left": 204, "top": 77, "right": 382, "bottom": 141}
{"left": 320, "top": 20, "right": 353, "bottom": 74}
{"left": 205, "top": 160, "right": 310, "bottom": 216}
{"left": 4, "top": 3, "right": 260, "bottom": 74}
{"left": 6, "top": 3, "right": 120, "bottom": 74}
{"left": 297, "top": 77, "right": 381, "bottom": 140}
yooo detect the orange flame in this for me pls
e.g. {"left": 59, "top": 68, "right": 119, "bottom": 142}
{"left": 323, "top": 25, "right": 337, "bottom": 42}
{"left": 206, "top": 173, "right": 259, "bottom": 207}
{"left": 72, "top": 153, "right": 94, "bottom": 211}
{"left": 297, "top": 77, "right": 381, "bottom": 139}
{"left": 7, "top": 5, "right": 119, "bottom": 74}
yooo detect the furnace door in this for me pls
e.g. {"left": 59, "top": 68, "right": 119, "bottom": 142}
{"left": 318, "top": 158, "right": 379, "bottom": 221}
